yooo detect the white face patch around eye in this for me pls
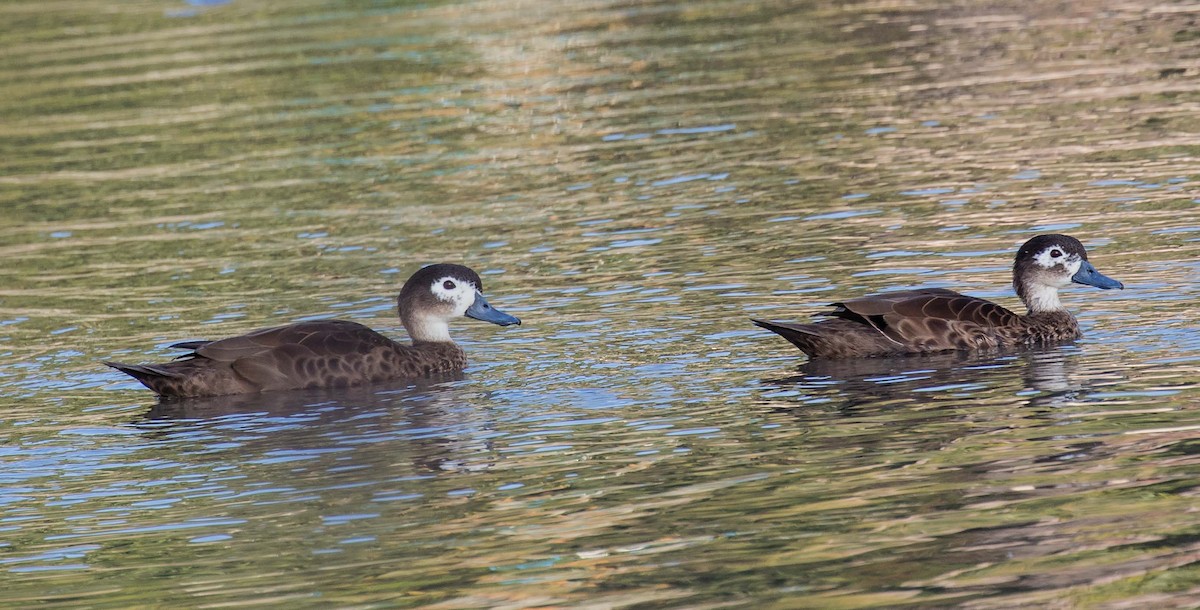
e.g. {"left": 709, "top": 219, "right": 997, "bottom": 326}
{"left": 429, "top": 277, "right": 478, "bottom": 316}
{"left": 1033, "top": 246, "right": 1081, "bottom": 273}
{"left": 1029, "top": 247, "right": 1082, "bottom": 291}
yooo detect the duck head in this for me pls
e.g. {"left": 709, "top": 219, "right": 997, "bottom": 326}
{"left": 1013, "top": 234, "right": 1123, "bottom": 313}
{"left": 398, "top": 263, "right": 521, "bottom": 343}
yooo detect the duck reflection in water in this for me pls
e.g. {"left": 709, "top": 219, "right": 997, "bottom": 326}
{"left": 135, "top": 376, "right": 504, "bottom": 474}
{"left": 760, "top": 345, "right": 1085, "bottom": 416}
{"left": 754, "top": 346, "right": 1097, "bottom": 465}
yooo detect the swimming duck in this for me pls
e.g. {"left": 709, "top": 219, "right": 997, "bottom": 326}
{"left": 106, "top": 263, "right": 521, "bottom": 397}
{"left": 753, "top": 234, "right": 1123, "bottom": 359}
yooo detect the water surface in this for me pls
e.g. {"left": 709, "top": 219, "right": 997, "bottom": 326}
{"left": 1, "top": 0, "right": 1199, "bottom": 607}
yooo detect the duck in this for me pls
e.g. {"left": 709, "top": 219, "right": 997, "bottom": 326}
{"left": 752, "top": 234, "right": 1123, "bottom": 359}
{"left": 106, "top": 263, "right": 521, "bottom": 397}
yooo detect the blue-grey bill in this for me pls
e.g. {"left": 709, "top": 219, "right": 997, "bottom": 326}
{"left": 1072, "top": 261, "right": 1124, "bottom": 290}
{"left": 466, "top": 294, "right": 522, "bottom": 326}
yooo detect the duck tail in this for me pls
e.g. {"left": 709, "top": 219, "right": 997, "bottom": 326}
{"left": 105, "top": 361, "right": 180, "bottom": 395}
{"left": 751, "top": 319, "right": 825, "bottom": 358}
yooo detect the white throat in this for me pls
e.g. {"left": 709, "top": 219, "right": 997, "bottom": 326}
{"left": 1023, "top": 283, "right": 1064, "bottom": 313}
{"left": 406, "top": 315, "right": 451, "bottom": 343}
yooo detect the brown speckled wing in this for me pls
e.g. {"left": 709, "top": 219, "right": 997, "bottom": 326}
{"left": 190, "top": 321, "right": 379, "bottom": 361}
{"left": 834, "top": 290, "right": 1022, "bottom": 351}
{"left": 191, "top": 320, "right": 400, "bottom": 391}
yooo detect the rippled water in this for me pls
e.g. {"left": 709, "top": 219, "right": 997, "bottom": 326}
{"left": 2, "top": 0, "right": 1199, "bottom": 607}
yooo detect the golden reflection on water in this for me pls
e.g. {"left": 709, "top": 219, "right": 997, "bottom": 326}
{"left": 0, "top": 0, "right": 1198, "bottom": 607}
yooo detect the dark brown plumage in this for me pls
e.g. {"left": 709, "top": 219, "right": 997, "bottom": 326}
{"left": 106, "top": 264, "right": 520, "bottom": 398}
{"left": 754, "top": 234, "right": 1124, "bottom": 359}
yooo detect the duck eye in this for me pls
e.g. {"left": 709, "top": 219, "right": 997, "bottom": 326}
{"left": 1049, "top": 249, "right": 1062, "bottom": 258}
{"left": 443, "top": 280, "right": 456, "bottom": 290}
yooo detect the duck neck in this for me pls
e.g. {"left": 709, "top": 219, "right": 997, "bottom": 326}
{"left": 1015, "top": 279, "right": 1064, "bottom": 314}
{"left": 401, "top": 312, "right": 453, "bottom": 344}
